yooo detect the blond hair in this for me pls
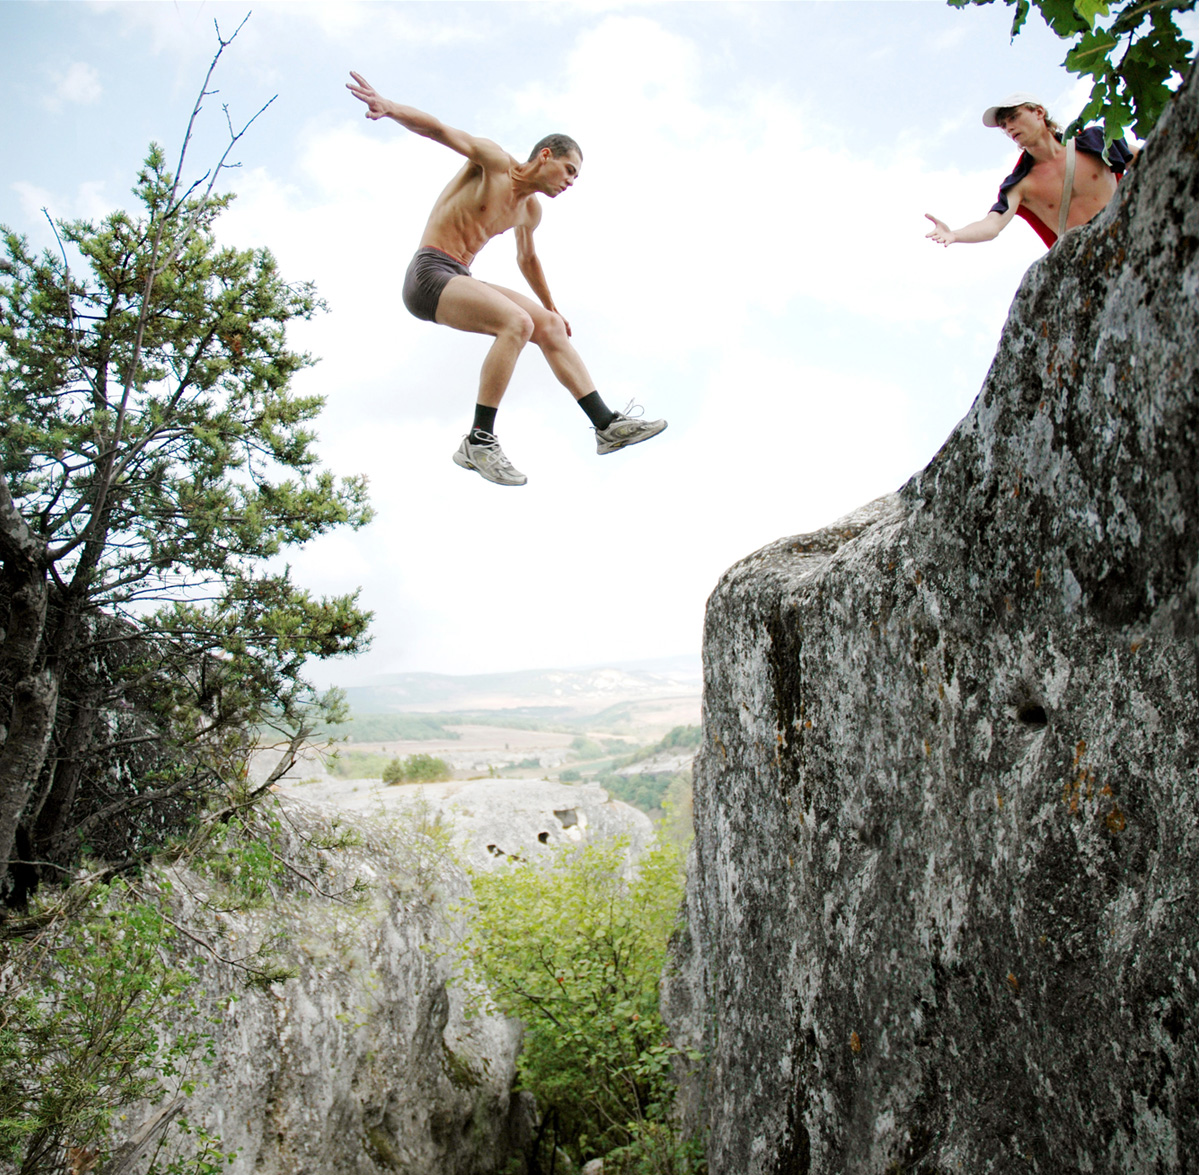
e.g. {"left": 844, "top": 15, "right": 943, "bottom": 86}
{"left": 996, "top": 103, "right": 1062, "bottom": 137}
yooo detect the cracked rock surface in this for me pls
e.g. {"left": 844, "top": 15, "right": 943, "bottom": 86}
{"left": 664, "top": 72, "right": 1197, "bottom": 1175}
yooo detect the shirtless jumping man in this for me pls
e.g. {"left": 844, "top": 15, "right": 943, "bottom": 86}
{"left": 925, "top": 91, "right": 1134, "bottom": 251}
{"left": 346, "top": 71, "right": 666, "bottom": 487}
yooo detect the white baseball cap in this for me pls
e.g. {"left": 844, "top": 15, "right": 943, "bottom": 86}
{"left": 982, "top": 92, "right": 1047, "bottom": 127}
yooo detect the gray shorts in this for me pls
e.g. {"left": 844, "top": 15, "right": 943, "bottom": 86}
{"left": 402, "top": 247, "right": 471, "bottom": 322}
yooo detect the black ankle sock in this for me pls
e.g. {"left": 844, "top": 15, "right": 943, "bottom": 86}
{"left": 470, "top": 404, "right": 497, "bottom": 444}
{"left": 578, "top": 391, "right": 616, "bottom": 431}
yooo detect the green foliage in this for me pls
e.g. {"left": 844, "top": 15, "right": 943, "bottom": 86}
{"left": 571, "top": 736, "right": 605, "bottom": 759}
{"left": 0, "top": 880, "right": 218, "bottom": 1175}
{"left": 599, "top": 773, "right": 677, "bottom": 814}
{"left": 456, "top": 836, "right": 702, "bottom": 1172}
{"left": 383, "top": 753, "right": 451, "bottom": 785}
{"left": 949, "top": 0, "right": 1195, "bottom": 147}
{"left": 653, "top": 726, "right": 702, "bottom": 752}
{"left": 0, "top": 786, "right": 388, "bottom": 1175}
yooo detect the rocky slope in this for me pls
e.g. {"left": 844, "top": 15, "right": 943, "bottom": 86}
{"left": 664, "top": 73, "right": 1197, "bottom": 1174}
{"left": 92, "top": 779, "right": 651, "bottom": 1175}
{"left": 107, "top": 796, "right": 529, "bottom": 1175}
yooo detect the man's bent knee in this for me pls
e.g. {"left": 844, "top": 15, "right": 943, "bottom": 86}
{"left": 531, "top": 312, "right": 568, "bottom": 349}
{"left": 500, "top": 310, "right": 536, "bottom": 346}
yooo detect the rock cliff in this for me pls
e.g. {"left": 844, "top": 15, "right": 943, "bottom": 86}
{"left": 83, "top": 776, "right": 654, "bottom": 1175}
{"left": 104, "top": 796, "right": 531, "bottom": 1175}
{"left": 664, "top": 73, "right": 1197, "bottom": 1174}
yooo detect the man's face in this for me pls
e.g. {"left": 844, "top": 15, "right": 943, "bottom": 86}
{"left": 997, "top": 105, "right": 1045, "bottom": 147}
{"left": 541, "top": 149, "right": 581, "bottom": 197}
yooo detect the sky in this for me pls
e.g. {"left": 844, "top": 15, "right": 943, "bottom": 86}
{"left": 2, "top": 1, "right": 1194, "bottom": 687}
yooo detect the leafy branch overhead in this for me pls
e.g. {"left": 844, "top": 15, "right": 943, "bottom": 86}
{"left": 949, "top": 0, "right": 1196, "bottom": 148}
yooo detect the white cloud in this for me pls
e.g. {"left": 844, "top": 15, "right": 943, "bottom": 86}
{"left": 43, "top": 61, "right": 103, "bottom": 111}
{"left": 10, "top": 179, "right": 111, "bottom": 228}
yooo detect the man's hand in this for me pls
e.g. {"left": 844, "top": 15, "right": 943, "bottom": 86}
{"left": 924, "top": 213, "right": 957, "bottom": 246}
{"left": 346, "top": 71, "right": 391, "bottom": 120}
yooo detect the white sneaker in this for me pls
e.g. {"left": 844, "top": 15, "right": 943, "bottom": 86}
{"left": 452, "top": 432, "right": 527, "bottom": 486}
{"left": 595, "top": 403, "right": 667, "bottom": 455}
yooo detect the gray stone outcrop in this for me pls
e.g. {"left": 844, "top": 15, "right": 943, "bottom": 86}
{"left": 280, "top": 777, "right": 654, "bottom": 870}
{"left": 90, "top": 777, "right": 654, "bottom": 1175}
{"left": 664, "top": 72, "right": 1197, "bottom": 1174}
{"left": 110, "top": 796, "right": 530, "bottom": 1175}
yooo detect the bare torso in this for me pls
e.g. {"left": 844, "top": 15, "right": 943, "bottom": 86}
{"left": 419, "top": 154, "right": 539, "bottom": 265}
{"left": 1015, "top": 143, "right": 1121, "bottom": 232}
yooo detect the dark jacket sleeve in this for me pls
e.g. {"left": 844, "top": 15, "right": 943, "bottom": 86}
{"left": 991, "top": 153, "right": 1033, "bottom": 216}
{"left": 1074, "top": 125, "right": 1133, "bottom": 173}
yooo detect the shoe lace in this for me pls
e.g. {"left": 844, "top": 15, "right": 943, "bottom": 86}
{"left": 470, "top": 432, "right": 519, "bottom": 474}
{"left": 596, "top": 400, "right": 646, "bottom": 432}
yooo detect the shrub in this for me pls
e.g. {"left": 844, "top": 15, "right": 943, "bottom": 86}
{"left": 456, "top": 836, "right": 703, "bottom": 1172}
{"left": 0, "top": 880, "right": 228, "bottom": 1175}
{"left": 570, "top": 736, "right": 605, "bottom": 759}
{"left": 383, "top": 754, "right": 451, "bottom": 785}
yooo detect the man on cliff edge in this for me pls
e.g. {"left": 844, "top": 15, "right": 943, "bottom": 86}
{"left": 925, "top": 92, "right": 1135, "bottom": 251}
{"left": 346, "top": 71, "right": 666, "bottom": 487}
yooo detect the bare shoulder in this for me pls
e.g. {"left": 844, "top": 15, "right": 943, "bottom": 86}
{"left": 516, "top": 194, "right": 543, "bottom": 229}
{"left": 472, "top": 135, "right": 519, "bottom": 172}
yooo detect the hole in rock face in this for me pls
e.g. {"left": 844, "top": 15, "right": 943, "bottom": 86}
{"left": 486, "top": 844, "right": 505, "bottom": 857}
{"left": 1017, "top": 703, "right": 1048, "bottom": 729}
{"left": 553, "top": 808, "right": 578, "bottom": 829}
{"left": 537, "top": 832, "right": 550, "bottom": 844}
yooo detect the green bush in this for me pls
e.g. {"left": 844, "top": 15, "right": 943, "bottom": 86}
{"left": 570, "top": 736, "right": 605, "bottom": 759}
{"left": 456, "top": 836, "right": 704, "bottom": 1173}
{"left": 656, "top": 726, "right": 701, "bottom": 751}
{"left": 0, "top": 881, "right": 229, "bottom": 1175}
{"left": 599, "top": 773, "right": 677, "bottom": 813}
{"left": 383, "top": 753, "right": 451, "bottom": 785}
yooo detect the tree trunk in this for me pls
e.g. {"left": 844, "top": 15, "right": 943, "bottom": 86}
{"left": 0, "top": 661, "right": 58, "bottom": 890}
{"left": 0, "top": 461, "right": 58, "bottom": 894}
{"left": 30, "top": 681, "right": 98, "bottom": 868}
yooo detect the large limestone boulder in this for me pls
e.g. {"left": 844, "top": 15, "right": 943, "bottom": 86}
{"left": 665, "top": 74, "right": 1197, "bottom": 1174}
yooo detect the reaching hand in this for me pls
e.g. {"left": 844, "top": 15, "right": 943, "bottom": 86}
{"left": 924, "top": 213, "right": 956, "bottom": 247}
{"left": 346, "top": 71, "right": 389, "bottom": 120}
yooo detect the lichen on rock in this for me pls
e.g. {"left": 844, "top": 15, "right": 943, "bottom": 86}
{"left": 664, "top": 70, "right": 1198, "bottom": 1175}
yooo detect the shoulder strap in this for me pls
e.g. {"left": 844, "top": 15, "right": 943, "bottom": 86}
{"left": 1057, "top": 138, "right": 1076, "bottom": 242}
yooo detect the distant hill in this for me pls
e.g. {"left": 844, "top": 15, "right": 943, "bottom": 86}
{"left": 340, "top": 655, "right": 701, "bottom": 717}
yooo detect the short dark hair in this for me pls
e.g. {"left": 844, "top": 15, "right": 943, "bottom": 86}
{"left": 528, "top": 134, "right": 582, "bottom": 163}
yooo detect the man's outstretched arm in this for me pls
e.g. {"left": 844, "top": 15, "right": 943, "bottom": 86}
{"left": 346, "top": 72, "right": 510, "bottom": 169}
{"left": 925, "top": 206, "right": 1014, "bottom": 246}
